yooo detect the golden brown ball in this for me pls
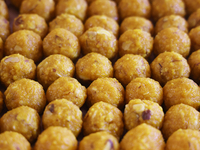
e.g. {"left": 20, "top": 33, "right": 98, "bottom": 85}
{"left": 46, "top": 77, "right": 87, "bottom": 108}
{"left": 153, "top": 27, "right": 190, "bottom": 58}
{"left": 125, "top": 77, "right": 163, "bottom": 105}
{"left": 42, "top": 99, "right": 82, "bottom": 137}
{"left": 124, "top": 99, "right": 164, "bottom": 131}
{"left": 0, "top": 131, "right": 31, "bottom": 150}
{"left": 163, "top": 77, "right": 200, "bottom": 110}
{"left": 83, "top": 101, "right": 124, "bottom": 140}
{"left": 120, "top": 123, "right": 165, "bottom": 150}
{"left": 0, "top": 106, "right": 40, "bottom": 143}
{"left": 114, "top": 54, "right": 151, "bottom": 86}
{"left": 162, "top": 104, "right": 200, "bottom": 140}
{"left": 34, "top": 126, "right": 77, "bottom": 150}
{"left": 118, "top": 29, "right": 153, "bottom": 58}
{"left": 150, "top": 52, "right": 190, "bottom": 86}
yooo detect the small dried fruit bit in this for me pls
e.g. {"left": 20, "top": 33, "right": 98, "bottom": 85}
{"left": 124, "top": 99, "right": 164, "bottom": 131}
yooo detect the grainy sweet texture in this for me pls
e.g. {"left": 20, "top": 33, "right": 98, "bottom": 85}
{"left": 49, "top": 13, "right": 84, "bottom": 38}
{"left": 0, "top": 131, "right": 31, "bottom": 150}
{"left": 162, "top": 104, "right": 200, "bottom": 140}
{"left": 155, "top": 15, "right": 188, "bottom": 35}
{"left": 0, "top": 54, "right": 36, "bottom": 87}
{"left": 188, "top": 50, "right": 200, "bottom": 84}
{"left": 56, "top": 0, "right": 87, "bottom": 22}
{"left": 13, "top": 14, "right": 48, "bottom": 39}
{"left": 4, "top": 30, "right": 43, "bottom": 63}
{"left": 163, "top": 77, "right": 200, "bottom": 110}
{"left": 37, "top": 54, "right": 75, "bottom": 90}
{"left": 87, "top": 0, "right": 118, "bottom": 22}
{"left": 124, "top": 99, "right": 164, "bottom": 130}
{"left": 153, "top": 27, "right": 190, "bottom": 58}
{"left": 46, "top": 77, "right": 87, "bottom": 108}
{"left": 189, "top": 26, "right": 200, "bottom": 52}
{"left": 0, "top": 106, "right": 40, "bottom": 143}
{"left": 42, "top": 99, "right": 82, "bottom": 137}
{"left": 151, "top": 0, "right": 186, "bottom": 22}
{"left": 125, "top": 77, "right": 163, "bottom": 105}
{"left": 120, "top": 16, "right": 154, "bottom": 35}
{"left": 78, "top": 131, "right": 120, "bottom": 150}
{"left": 114, "top": 54, "right": 151, "bottom": 86}
{"left": 76, "top": 52, "right": 113, "bottom": 82}
{"left": 84, "top": 15, "right": 119, "bottom": 38}
{"left": 118, "top": 29, "right": 153, "bottom": 58}
{"left": 79, "top": 27, "right": 118, "bottom": 59}
{"left": 83, "top": 101, "right": 124, "bottom": 140}
{"left": 20, "top": 0, "right": 55, "bottom": 22}
{"left": 4, "top": 78, "right": 46, "bottom": 114}
{"left": 120, "top": 123, "right": 165, "bottom": 150}
{"left": 118, "top": 0, "right": 151, "bottom": 21}
{"left": 43, "top": 28, "right": 80, "bottom": 61}
{"left": 34, "top": 126, "right": 77, "bottom": 150}
{"left": 87, "top": 77, "right": 124, "bottom": 108}
{"left": 165, "top": 129, "right": 200, "bottom": 150}
{"left": 150, "top": 52, "right": 190, "bottom": 86}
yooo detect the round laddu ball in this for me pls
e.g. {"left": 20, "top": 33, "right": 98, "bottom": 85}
{"left": 118, "top": 29, "right": 153, "bottom": 58}
{"left": 0, "top": 16, "right": 10, "bottom": 42}
{"left": 4, "top": 30, "right": 43, "bottom": 63}
{"left": 20, "top": 0, "right": 55, "bottom": 22}
{"left": 84, "top": 15, "right": 119, "bottom": 38}
{"left": 75, "top": 52, "right": 113, "bottom": 82}
{"left": 189, "top": 26, "right": 200, "bottom": 52}
{"left": 0, "top": 91, "right": 3, "bottom": 113}
{"left": 0, "top": 54, "right": 36, "bottom": 87}
{"left": 120, "top": 123, "right": 165, "bottom": 150}
{"left": 56, "top": 0, "right": 88, "bottom": 22}
{"left": 114, "top": 54, "right": 151, "bottom": 86}
{"left": 49, "top": 13, "right": 84, "bottom": 38}
{"left": 118, "top": 0, "right": 151, "bottom": 21}
{"left": 78, "top": 131, "right": 119, "bottom": 150}
{"left": 153, "top": 27, "right": 190, "bottom": 58}
{"left": 188, "top": 8, "right": 200, "bottom": 29}
{"left": 43, "top": 28, "right": 80, "bottom": 61}
{"left": 13, "top": 14, "right": 48, "bottom": 39}
{"left": 0, "top": 0, "right": 9, "bottom": 19}
{"left": 124, "top": 99, "right": 164, "bottom": 131}
{"left": 10, "top": 0, "right": 24, "bottom": 8}
{"left": 188, "top": 50, "right": 200, "bottom": 83}
{"left": 34, "top": 126, "right": 77, "bottom": 150}
{"left": 87, "top": 77, "right": 124, "bottom": 108}
{"left": 37, "top": 54, "right": 75, "bottom": 90}
{"left": 0, "top": 106, "right": 40, "bottom": 143}
{"left": 79, "top": 27, "right": 118, "bottom": 59}
{"left": 42, "top": 99, "right": 82, "bottom": 137}
{"left": 163, "top": 78, "right": 200, "bottom": 110}
{"left": 88, "top": 0, "right": 118, "bottom": 22}
{"left": 83, "top": 101, "right": 124, "bottom": 140}
{"left": 46, "top": 77, "right": 87, "bottom": 108}
{"left": 119, "top": 16, "right": 154, "bottom": 36}
{"left": 0, "top": 37, "right": 3, "bottom": 60}
{"left": 162, "top": 104, "right": 200, "bottom": 140}
{"left": 150, "top": 52, "right": 190, "bottom": 86}
{"left": 183, "top": 0, "right": 200, "bottom": 15}
{"left": 125, "top": 78, "right": 163, "bottom": 105}
{"left": 4, "top": 78, "right": 46, "bottom": 114}
{"left": 0, "top": 131, "right": 31, "bottom": 150}
{"left": 151, "top": 0, "right": 186, "bottom": 22}
{"left": 155, "top": 15, "right": 188, "bottom": 35}
{"left": 165, "top": 129, "right": 200, "bottom": 150}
